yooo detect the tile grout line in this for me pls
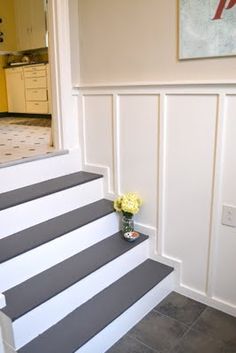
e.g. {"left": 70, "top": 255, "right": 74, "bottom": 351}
{"left": 126, "top": 333, "right": 161, "bottom": 353}
{"left": 150, "top": 305, "right": 208, "bottom": 353}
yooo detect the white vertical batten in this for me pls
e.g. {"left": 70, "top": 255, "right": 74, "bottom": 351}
{"left": 112, "top": 94, "right": 121, "bottom": 195}
{"left": 206, "top": 93, "right": 226, "bottom": 297}
{"left": 157, "top": 93, "right": 167, "bottom": 255}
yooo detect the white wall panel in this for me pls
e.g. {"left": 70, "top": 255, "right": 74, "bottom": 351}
{"left": 83, "top": 95, "right": 114, "bottom": 192}
{"left": 212, "top": 95, "right": 236, "bottom": 306}
{"left": 79, "top": 85, "right": 236, "bottom": 316}
{"left": 119, "top": 95, "right": 159, "bottom": 228}
{"left": 163, "top": 94, "right": 218, "bottom": 293}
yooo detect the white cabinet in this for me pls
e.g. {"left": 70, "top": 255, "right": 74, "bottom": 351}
{"left": 5, "top": 68, "right": 26, "bottom": 113}
{"left": 5, "top": 64, "right": 51, "bottom": 114}
{"left": 14, "top": 0, "right": 47, "bottom": 51}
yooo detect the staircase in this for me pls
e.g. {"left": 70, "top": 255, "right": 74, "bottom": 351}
{"left": 0, "top": 170, "right": 174, "bottom": 353}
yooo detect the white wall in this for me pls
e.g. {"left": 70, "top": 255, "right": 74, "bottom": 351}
{"left": 76, "top": 84, "right": 236, "bottom": 316}
{"left": 77, "top": 0, "right": 236, "bottom": 85}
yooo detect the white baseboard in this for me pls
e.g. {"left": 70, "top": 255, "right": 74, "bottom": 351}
{"left": 83, "top": 163, "right": 113, "bottom": 197}
{"left": 135, "top": 222, "right": 156, "bottom": 238}
{"left": 151, "top": 252, "right": 236, "bottom": 318}
{"left": 176, "top": 284, "right": 236, "bottom": 318}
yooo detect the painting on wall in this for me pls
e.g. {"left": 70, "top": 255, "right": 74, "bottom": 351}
{"left": 179, "top": 0, "right": 236, "bottom": 59}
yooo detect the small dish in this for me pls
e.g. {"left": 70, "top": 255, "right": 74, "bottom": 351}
{"left": 123, "top": 231, "right": 140, "bottom": 242}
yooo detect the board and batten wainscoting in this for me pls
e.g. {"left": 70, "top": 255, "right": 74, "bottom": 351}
{"left": 73, "top": 83, "right": 236, "bottom": 317}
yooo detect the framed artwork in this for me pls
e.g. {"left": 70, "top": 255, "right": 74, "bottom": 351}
{"left": 179, "top": 0, "right": 236, "bottom": 59}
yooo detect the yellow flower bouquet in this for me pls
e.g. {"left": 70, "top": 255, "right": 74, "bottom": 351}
{"left": 114, "top": 192, "right": 142, "bottom": 218}
{"left": 114, "top": 192, "right": 142, "bottom": 235}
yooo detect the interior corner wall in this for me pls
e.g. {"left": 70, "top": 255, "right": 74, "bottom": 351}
{"left": 77, "top": 0, "right": 236, "bottom": 85}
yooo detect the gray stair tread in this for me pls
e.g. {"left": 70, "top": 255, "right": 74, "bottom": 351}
{"left": 0, "top": 171, "right": 102, "bottom": 211}
{"left": 0, "top": 199, "right": 114, "bottom": 264}
{"left": 19, "top": 259, "right": 173, "bottom": 353}
{"left": 2, "top": 233, "right": 148, "bottom": 320}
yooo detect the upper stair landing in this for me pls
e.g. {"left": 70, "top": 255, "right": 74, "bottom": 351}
{"left": 0, "top": 150, "right": 82, "bottom": 194}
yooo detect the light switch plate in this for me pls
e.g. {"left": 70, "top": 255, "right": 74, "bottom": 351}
{"left": 222, "top": 205, "right": 236, "bottom": 227}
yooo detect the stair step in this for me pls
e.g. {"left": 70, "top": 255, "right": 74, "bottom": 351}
{"left": 0, "top": 171, "right": 102, "bottom": 211}
{"left": 0, "top": 199, "right": 114, "bottom": 264}
{"left": 18, "top": 260, "right": 173, "bottom": 353}
{"left": 2, "top": 233, "right": 148, "bottom": 321}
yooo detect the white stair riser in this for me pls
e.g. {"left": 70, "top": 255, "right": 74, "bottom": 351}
{"left": 0, "top": 213, "right": 119, "bottom": 292}
{"left": 0, "top": 178, "right": 103, "bottom": 238}
{"left": 0, "top": 150, "right": 81, "bottom": 194}
{"left": 12, "top": 241, "right": 149, "bottom": 349}
{"left": 77, "top": 272, "right": 175, "bottom": 353}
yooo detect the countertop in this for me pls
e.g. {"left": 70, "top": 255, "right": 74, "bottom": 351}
{"left": 4, "top": 61, "right": 48, "bottom": 69}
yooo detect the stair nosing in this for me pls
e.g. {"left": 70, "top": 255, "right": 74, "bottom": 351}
{"left": 18, "top": 259, "right": 174, "bottom": 353}
{"left": 2, "top": 233, "right": 149, "bottom": 321}
{"left": 0, "top": 171, "right": 103, "bottom": 211}
{"left": 0, "top": 199, "right": 114, "bottom": 264}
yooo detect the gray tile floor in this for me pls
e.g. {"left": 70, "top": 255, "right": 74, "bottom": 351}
{"left": 107, "top": 292, "right": 236, "bottom": 353}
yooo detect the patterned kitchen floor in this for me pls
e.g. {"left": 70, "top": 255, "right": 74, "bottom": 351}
{"left": 0, "top": 117, "right": 55, "bottom": 165}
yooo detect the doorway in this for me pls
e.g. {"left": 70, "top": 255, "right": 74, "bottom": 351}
{"left": 0, "top": 0, "right": 58, "bottom": 165}
{"left": 0, "top": 0, "right": 79, "bottom": 167}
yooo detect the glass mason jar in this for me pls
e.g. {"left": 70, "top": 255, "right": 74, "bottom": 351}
{"left": 122, "top": 215, "right": 134, "bottom": 234}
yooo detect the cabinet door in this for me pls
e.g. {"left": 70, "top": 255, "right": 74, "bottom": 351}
{"left": 14, "top": 0, "right": 46, "bottom": 51}
{"left": 14, "top": 0, "right": 31, "bottom": 51}
{"left": 30, "top": 0, "right": 47, "bottom": 49}
{"left": 5, "top": 69, "right": 26, "bottom": 113}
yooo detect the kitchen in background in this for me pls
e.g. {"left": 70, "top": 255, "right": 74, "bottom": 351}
{"left": 0, "top": 0, "right": 55, "bottom": 165}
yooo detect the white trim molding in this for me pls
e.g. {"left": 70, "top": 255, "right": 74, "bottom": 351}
{"left": 47, "top": 0, "right": 81, "bottom": 152}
